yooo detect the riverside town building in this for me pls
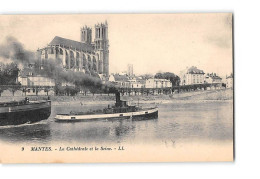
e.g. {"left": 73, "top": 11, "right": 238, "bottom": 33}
{"left": 179, "top": 66, "right": 205, "bottom": 86}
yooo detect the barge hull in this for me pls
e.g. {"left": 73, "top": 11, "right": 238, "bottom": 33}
{"left": 55, "top": 108, "right": 158, "bottom": 122}
{"left": 0, "top": 101, "right": 51, "bottom": 126}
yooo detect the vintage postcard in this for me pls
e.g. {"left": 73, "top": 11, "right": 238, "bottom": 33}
{"left": 0, "top": 14, "right": 233, "bottom": 163}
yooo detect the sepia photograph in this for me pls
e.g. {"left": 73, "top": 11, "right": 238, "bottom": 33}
{"left": 0, "top": 13, "right": 233, "bottom": 163}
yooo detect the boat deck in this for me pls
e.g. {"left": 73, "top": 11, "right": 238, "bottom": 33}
{"left": 55, "top": 107, "right": 158, "bottom": 122}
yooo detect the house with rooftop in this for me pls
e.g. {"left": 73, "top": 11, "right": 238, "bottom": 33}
{"left": 179, "top": 66, "right": 205, "bottom": 86}
{"left": 226, "top": 73, "right": 233, "bottom": 89}
{"left": 205, "top": 73, "right": 222, "bottom": 84}
{"left": 17, "top": 64, "right": 55, "bottom": 95}
{"left": 109, "top": 74, "right": 146, "bottom": 89}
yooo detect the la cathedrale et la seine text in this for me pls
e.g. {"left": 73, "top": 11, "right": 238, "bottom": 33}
{"left": 26, "top": 146, "right": 125, "bottom": 152}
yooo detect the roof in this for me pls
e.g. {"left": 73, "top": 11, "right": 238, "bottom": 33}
{"left": 187, "top": 66, "right": 205, "bottom": 74}
{"left": 147, "top": 78, "right": 171, "bottom": 82}
{"left": 206, "top": 73, "right": 222, "bottom": 80}
{"left": 49, "top": 36, "right": 94, "bottom": 53}
{"left": 19, "top": 66, "right": 53, "bottom": 79}
{"left": 137, "top": 79, "right": 146, "bottom": 84}
{"left": 209, "top": 76, "right": 222, "bottom": 80}
{"left": 113, "top": 74, "right": 129, "bottom": 82}
{"left": 226, "top": 74, "right": 233, "bottom": 79}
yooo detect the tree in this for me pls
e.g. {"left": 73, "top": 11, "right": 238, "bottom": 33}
{"left": 9, "top": 85, "right": 21, "bottom": 96}
{"left": 0, "top": 62, "right": 21, "bottom": 96}
{"left": 0, "top": 86, "right": 8, "bottom": 96}
{"left": 154, "top": 72, "right": 180, "bottom": 87}
{"left": 89, "top": 86, "right": 98, "bottom": 96}
{"left": 0, "top": 62, "right": 20, "bottom": 85}
{"left": 44, "top": 87, "right": 51, "bottom": 96}
{"left": 140, "top": 73, "right": 153, "bottom": 80}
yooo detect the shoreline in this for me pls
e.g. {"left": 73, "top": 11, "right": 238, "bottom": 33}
{"left": 0, "top": 89, "right": 233, "bottom": 106}
{"left": 51, "top": 99, "right": 233, "bottom": 107}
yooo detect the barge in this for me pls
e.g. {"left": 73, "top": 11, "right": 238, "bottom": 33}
{"left": 0, "top": 97, "right": 51, "bottom": 126}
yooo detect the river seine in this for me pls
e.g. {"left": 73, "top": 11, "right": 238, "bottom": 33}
{"left": 0, "top": 100, "right": 233, "bottom": 146}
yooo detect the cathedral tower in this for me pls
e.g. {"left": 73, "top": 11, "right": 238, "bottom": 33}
{"left": 81, "top": 26, "right": 92, "bottom": 44}
{"left": 94, "top": 21, "right": 109, "bottom": 76}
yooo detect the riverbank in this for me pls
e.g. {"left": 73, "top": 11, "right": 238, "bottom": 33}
{"left": 0, "top": 89, "right": 233, "bottom": 106}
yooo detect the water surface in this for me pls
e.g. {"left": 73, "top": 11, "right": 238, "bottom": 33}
{"left": 0, "top": 100, "right": 233, "bottom": 146}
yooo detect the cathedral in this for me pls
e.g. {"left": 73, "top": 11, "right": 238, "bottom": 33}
{"left": 37, "top": 21, "right": 109, "bottom": 77}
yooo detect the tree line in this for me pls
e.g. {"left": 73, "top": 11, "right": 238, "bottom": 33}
{"left": 0, "top": 62, "right": 181, "bottom": 96}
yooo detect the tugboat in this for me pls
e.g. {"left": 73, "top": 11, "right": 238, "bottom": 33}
{"left": 0, "top": 97, "right": 51, "bottom": 126}
{"left": 55, "top": 92, "right": 158, "bottom": 122}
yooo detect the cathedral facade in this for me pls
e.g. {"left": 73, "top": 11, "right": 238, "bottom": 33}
{"left": 37, "top": 21, "right": 109, "bottom": 77}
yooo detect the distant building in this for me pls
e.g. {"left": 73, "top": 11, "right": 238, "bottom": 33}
{"left": 180, "top": 66, "right": 205, "bottom": 86}
{"left": 127, "top": 64, "right": 134, "bottom": 77}
{"left": 17, "top": 66, "right": 55, "bottom": 95}
{"left": 128, "top": 77, "right": 145, "bottom": 88}
{"left": 119, "top": 71, "right": 127, "bottom": 76}
{"left": 110, "top": 74, "right": 173, "bottom": 89}
{"left": 205, "top": 73, "right": 222, "bottom": 84}
{"left": 18, "top": 66, "right": 55, "bottom": 87}
{"left": 226, "top": 74, "right": 233, "bottom": 89}
{"left": 109, "top": 74, "right": 130, "bottom": 88}
{"left": 19, "top": 76, "right": 55, "bottom": 87}
{"left": 109, "top": 73, "right": 172, "bottom": 89}
{"left": 145, "top": 78, "right": 172, "bottom": 88}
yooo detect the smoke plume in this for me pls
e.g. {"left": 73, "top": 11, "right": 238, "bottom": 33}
{"left": 0, "top": 36, "right": 35, "bottom": 64}
{"left": 0, "top": 36, "right": 116, "bottom": 92}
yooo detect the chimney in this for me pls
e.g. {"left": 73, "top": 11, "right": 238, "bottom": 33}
{"left": 115, "top": 91, "right": 121, "bottom": 107}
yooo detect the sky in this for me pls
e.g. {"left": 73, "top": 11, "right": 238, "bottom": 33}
{"left": 0, "top": 14, "right": 233, "bottom": 77}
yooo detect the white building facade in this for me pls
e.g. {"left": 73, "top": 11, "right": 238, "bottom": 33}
{"left": 226, "top": 75, "right": 233, "bottom": 89}
{"left": 109, "top": 74, "right": 171, "bottom": 89}
{"left": 180, "top": 66, "right": 205, "bottom": 86}
{"left": 145, "top": 78, "right": 172, "bottom": 88}
{"left": 17, "top": 67, "right": 55, "bottom": 96}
